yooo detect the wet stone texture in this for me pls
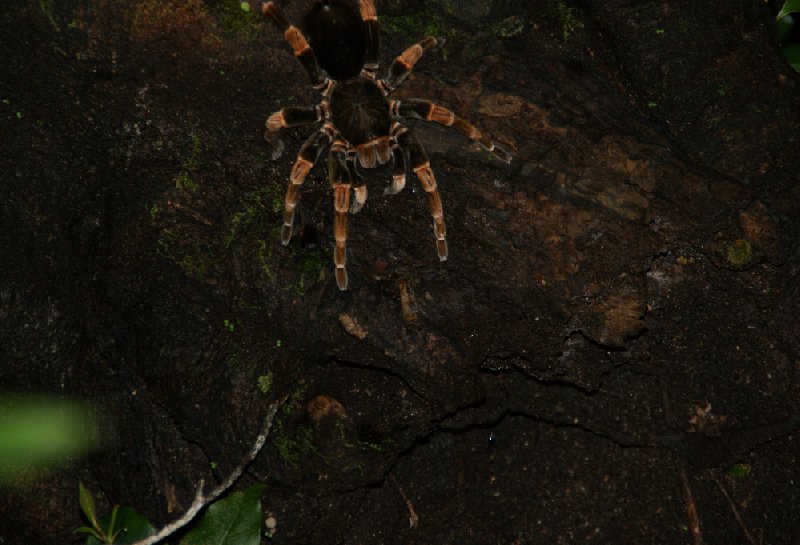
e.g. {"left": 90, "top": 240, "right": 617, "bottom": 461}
{"left": 1, "top": 0, "right": 799, "bottom": 544}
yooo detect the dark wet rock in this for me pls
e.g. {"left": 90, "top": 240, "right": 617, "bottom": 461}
{"left": 2, "top": 0, "right": 799, "bottom": 544}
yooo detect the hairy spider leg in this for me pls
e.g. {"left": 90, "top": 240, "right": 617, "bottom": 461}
{"left": 383, "top": 36, "right": 437, "bottom": 90}
{"left": 385, "top": 123, "right": 407, "bottom": 195}
{"left": 397, "top": 127, "right": 448, "bottom": 261}
{"left": 263, "top": 2, "right": 327, "bottom": 88}
{"left": 354, "top": 136, "right": 392, "bottom": 169}
{"left": 329, "top": 141, "right": 353, "bottom": 290}
{"left": 358, "top": 0, "right": 380, "bottom": 76}
{"left": 266, "top": 103, "right": 325, "bottom": 132}
{"left": 397, "top": 99, "right": 512, "bottom": 163}
{"left": 386, "top": 147, "right": 407, "bottom": 195}
{"left": 281, "top": 124, "right": 334, "bottom": 245}
{"left": 346, "top": 158, "right": 367, "bottom": 214}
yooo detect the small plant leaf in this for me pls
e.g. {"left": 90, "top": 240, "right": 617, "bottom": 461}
{"left": 777, "top": 0, "right": 800, "bottom": 20}
{"left": 181, "top": 485, "right": 265, "bottom": 545}
{"left": 78, "top": 482, "right": 100, "bottom": 531}
{"left": 727, "top": 463, "right": 752, "bottom": 478}
{"left": 74, "top": 526, "right": 102, "bottom": 539}
{"left": 85, "top": 508, "right": 155, "bottom": 545}
{"left": 777, "top": 14, "right": 795, "bottom": 42}
{"left": 782, "top": 42, "right": 800, "bottom": 72}
{"left": 107, "top": 505, "right": 119, "bottom": 538}
{"left": 108, "top": 508, "right": 156, "bottom": 544}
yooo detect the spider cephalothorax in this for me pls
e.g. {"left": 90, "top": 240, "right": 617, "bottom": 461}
{"left": 263, "top": 0, "right": 511, "bottom": 290}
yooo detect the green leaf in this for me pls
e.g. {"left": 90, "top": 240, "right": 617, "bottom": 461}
{"left": 85, "top": 507, "right": 155, "bottom": 545}
{"left": 74, "top": 526, "right": 102, "bottom": 540}
{"left": 181, "top": 485, "right": 265, "bottom": 545}
{"left": 777, "top": 0, "right": 800, "bottom": 20}
{"left": 108, "top": 508, "right": 156, "bottom": 544}
{"left": 782, "top": 42, "right": 800, "bottom": 72}
{"left": 777, "top": 14, "right": 796, "bottom": 42}
{"left": 78, "top": 482, "right": 100, "bottom": 531}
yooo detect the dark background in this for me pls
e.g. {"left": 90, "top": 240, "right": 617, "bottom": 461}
{"left": 2, "top": 0, "right": 799, "bottom": 543}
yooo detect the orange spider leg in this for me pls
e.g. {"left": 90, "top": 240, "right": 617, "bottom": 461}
{"left": 383, "top": 36, "right": 437, "bottom": 90}
{"left": 329, "top": 141, "right": 353, "bottom": 290}
{"left": 385, "top": 147, "right": 407, "bottom": 195}
{"left": 346, "top": 159, "right": 368, "bottom": 214}
{"left": 397, "top": 128, "right": 448, "bottom": 261}
{"left": 266, "top": 103, "right": 325, "bottom": 132}
{"left": 281, "top": 124, "right": 334, "bottom": 245}
{"left": 263, "top": 2, "right": 327, "bottom": 87}
{"left": 354, "top": 136, "right": 392, "bottom": 168}
{"left": 358, "top": 0, "right": 380, "bottom": 75}
{"left": 397, "top": 98, "right": 512, "bottom": 162}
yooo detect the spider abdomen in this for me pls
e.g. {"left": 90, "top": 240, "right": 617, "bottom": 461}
{"left": 304, "top": 0, "right": 365, "bottom": 80}
{"left": 329, "top": 78, "right": 391, "bottom": 148}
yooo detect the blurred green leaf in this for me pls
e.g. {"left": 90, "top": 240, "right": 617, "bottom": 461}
{"left": 777, "top": 0, "right": 800, "bottom": 20}
{"left": 0, "top": 395, "right": 101, "bottom": 483}
{"left": 181, "top": 485, "right": 265, "bottom": 545}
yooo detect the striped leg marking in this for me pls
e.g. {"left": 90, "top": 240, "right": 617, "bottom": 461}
{"left": 263, "top": 2, "right": 326, "bottom": 87}
{"left": 383, "top": 36, "right": 437, "bottom": 90}
{"left": 266, "top": 104, "right": 323, "bottom": 132}
{"left": 345, "top": 158, "right": 367, "bottom": 214}
{"left": 329, "top": 143, "right": 353, "bottom": 290}
{"left": 359, "top": 0, "right": 380, "bottom": 74}
{"left": 385, "top": 145, "right": 407, "bottom": 195}
{"left": 281, "top": 126, "right": 333, "bottom": 244}
{"left": 397, "top": 98, "right": 512, "bottom": 162}
{"left": 414, "top": 162, "right": 448, "bottom": 261}
{"left": 397, "top": 127, "right": 448, "bottom": 261}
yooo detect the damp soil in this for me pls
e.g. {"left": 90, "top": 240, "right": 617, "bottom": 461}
{"left": 2, "top": 0, "right": 800, "bottom": 543}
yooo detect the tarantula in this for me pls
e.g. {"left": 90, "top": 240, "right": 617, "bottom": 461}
{"left": 263, "top": 0, "right": 510, "bottom": 290}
